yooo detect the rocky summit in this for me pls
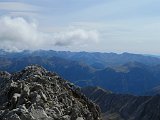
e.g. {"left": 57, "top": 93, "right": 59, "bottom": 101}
{"left": 0, "top": 65, "right": 101, "bottom": 120}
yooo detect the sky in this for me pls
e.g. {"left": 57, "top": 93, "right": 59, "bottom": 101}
{"left": 0, "top": 0, "right": 160, "bottom": 54}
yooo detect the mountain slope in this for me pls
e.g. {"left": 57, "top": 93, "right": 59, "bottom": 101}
{"left": 0, "top": 65, "right": 101, "bottom": 120}
{"left": 0, "top": 56, "right": 95, "bottom": 84}
{"left": 31, "top": 51, "right": 160, "bottom": 68}
{"left": 32, "top": 51, "right": 160, "bottom": 67}
{"left": 82, "top": 86, "right": 160, "bottom": 120}
{"left": 1, "top": 50, "right": 160, "bottom": 95}
{"left": 92, "top": 62, "right": 156, "bottom": 95}
{"left": 1, "top": 57, "right": 160, "bottom": 95}
{"left": 1, "top": 50, "right": 160, "bottom": 68}
{"left": 145, "top": 85, "right": 160, "bottom": 95}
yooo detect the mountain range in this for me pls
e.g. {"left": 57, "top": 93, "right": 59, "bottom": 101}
{"left": 1, "top": 49, "right": 160, "bottom": 120}
{"left": 1, "top": 50, "right": 160, "bottom": 95}
{"left": 1, "top": 50, "right": 160, "bottom": 68}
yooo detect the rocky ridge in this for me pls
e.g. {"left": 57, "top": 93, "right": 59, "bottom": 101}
{"left": 82, "top": 86, "right": 160, "bottom": 120}
{"left": 0, "top": 65, "right": 101, "bottom": 120}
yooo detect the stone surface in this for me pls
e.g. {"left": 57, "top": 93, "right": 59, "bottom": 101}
{"left": 0, "top": 65, "right": 101, "bottom": 120}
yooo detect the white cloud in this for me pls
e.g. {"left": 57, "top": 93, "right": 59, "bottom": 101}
{"left": 0, "top": 16, "right": 99, "bottom": 51}
{"left": 54, "top": 29, "right": 99, "bottom": 46}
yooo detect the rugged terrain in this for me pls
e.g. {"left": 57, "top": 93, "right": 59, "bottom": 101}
{"left": 0, "top": 65, "right": 101, "bottom": 120}
{"left": 82, "top": 86, "right": 160, "bottom": 120}
{"left": 1, "top": 50, "right": 160, "bottom": 95}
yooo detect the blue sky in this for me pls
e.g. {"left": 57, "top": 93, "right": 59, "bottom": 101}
{"left": 0, "top": 0, "right": 160, "bottom": 54}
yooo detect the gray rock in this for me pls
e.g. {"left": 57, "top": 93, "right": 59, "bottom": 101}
{"left": 0, "top": 65, "right": 101, "bottom": 120}
{"left": 6, "top": 113, "right": 21, "bottom": 120}
{"left": 76, "top": 117, "right": 84, "bottom": 120}
{"left": 29, "top": 105, "right": 50, "bottom": 119}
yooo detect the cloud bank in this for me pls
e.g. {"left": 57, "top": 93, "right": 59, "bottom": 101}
{"left": 0, "top": 16, "right": 99, "bottom": 51}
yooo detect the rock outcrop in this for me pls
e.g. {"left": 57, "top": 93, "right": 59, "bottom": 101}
{"left": 0, "top": 65, "right": 101, "bottom": 120}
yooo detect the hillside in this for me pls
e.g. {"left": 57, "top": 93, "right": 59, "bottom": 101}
{"left": 1, "top": 50, "right": 160, "bottom": 95}
{"left": 1, "top": 50, "right": 160, "bottom": 68}
{"left": 91, "top": 62, "right": 160, "bottom": 95}
{"left": 82, "top": 86, "right": 160, "bottom": 120}
{"left": 145, "top": 85, "right": 160, "bottom": 95}
{"left": 0, "top": 65, "right": 101, "bottom": 120}
{"left": 0, "top": 56, "right": 95, "bottom": 84}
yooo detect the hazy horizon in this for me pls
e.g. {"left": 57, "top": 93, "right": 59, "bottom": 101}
{"left": 1, "top": 48, "right": 160, "bottom": 56}
{"left": 0, "top": 0, "right": 160, "bottom": 54}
